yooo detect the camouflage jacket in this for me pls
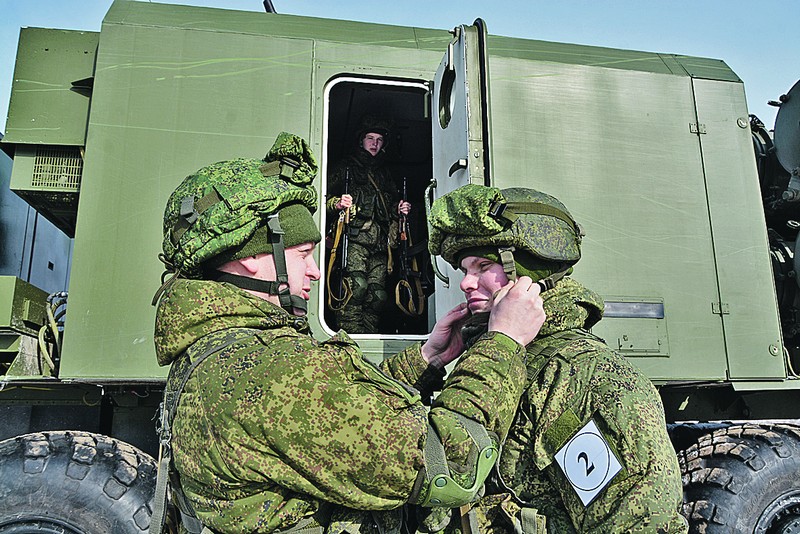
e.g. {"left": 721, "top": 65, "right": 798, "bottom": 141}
{"left": 326, "top": 149, "right": 399, "bottom": 248}
{"left": 153, "top": 279, "right": 526, "bottom": 534}
{"left": 452, "top": 278, "right": 688, "bottom": 534}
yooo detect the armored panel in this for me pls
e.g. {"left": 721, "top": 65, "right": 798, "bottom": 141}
{"left": 692, "top": 78, "right": 784, "bottom": 379}
{"left": 488, "top": 56, "right": 729, "bottom": 382}
{"left": 2, "top": 28, "right": 97, "bottom": 147}
{"left": 59, "top": 6, "right": 316, "bottom": 380}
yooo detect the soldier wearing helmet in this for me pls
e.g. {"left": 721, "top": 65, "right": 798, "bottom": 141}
{"left": 326, "top": 115, "right": 411, "bottom": 333}
{"left": 426, "top": 184, "right": 688, "bottom": 533}
{"left": 151, "top": 134, "right": 548, "bottom": 534}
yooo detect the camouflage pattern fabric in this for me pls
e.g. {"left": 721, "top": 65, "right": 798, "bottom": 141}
{"left": 428, "top": 184, "right": 581, "bottom": 269}
{"left": 437, "top": 278, "right": 688, "bottom": 534}
{"left": 336, "top": 240, "right": 388, "bottom": 333}
{"left": 162, "top": 132, "right": 318, "bottom": 278}
{"left": 326, "top": 149, "right": 399, "bottom": 333}
{"left": 153, "top": 278, "right": 527, "bottom": 534}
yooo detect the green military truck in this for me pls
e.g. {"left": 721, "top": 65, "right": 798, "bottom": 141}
{"left": 0, "top": 1, "right": 798, "bottom": 532}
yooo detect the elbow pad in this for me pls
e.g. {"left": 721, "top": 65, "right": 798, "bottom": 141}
{"left": 413, "top": 414, "right": 499, "bottom": 508}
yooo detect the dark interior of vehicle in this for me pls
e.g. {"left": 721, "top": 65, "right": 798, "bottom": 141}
{"left": 323, "top": 78, "right": 434, "bottom": 335}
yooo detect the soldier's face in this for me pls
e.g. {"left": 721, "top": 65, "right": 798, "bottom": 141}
{"left": 459, "top": 256, "right": 509, "bottom": 314}
{"left": 362, "top": 132, "right": 384, "bottom": 156}
{"left": 283, "top": 242, "right": 321, "bottom": 314}
{"left": 248, "top": 242, "right": 321, "bottom": 315}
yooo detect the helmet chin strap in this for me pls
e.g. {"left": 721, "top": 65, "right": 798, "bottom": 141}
{"left": 497, "top": 245, "right": 517, "bottom": 281}
{"left": 214, "top": 214, "right": 308, "bottom": 314}
{"left": 496, "top": 245, "right": 568, "bottom": 293}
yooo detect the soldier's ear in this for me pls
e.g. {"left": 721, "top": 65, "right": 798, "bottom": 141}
{"left": 237, "top": 255, "right": 262, "bottom": 275}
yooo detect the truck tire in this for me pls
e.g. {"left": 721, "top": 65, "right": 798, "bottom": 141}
{"left": 679, "top": 423, "right": 800, "bottom": 533}
{"left": 0, "top": 431, "right": 157, "bottom": 534}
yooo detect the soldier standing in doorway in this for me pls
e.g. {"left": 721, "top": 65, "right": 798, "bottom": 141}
{"left": 327, "top": 115, "right": 411, "bottom": 333}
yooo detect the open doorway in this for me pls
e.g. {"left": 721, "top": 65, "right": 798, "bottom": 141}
{"left": 321, "top": 76, "right": 434, "bottom": 336}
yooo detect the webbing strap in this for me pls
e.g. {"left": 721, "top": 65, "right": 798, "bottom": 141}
{"left": 267, "top": 214, "right": 299, "bottom": 312}
{"left": 259, "top": 157, "right": 300, "bottom": 181}
{"left": 535, "top": 269, "right": 568, "bottom": 293}
{"left": 326, "top": 211, "right": 352, "bottom": 311}
{"left": 366, "top": 172, "right": 391, "bottom": 220}
{"left": 171, "top": 188, "right": 223, "bottom": 244}
{"left": 488, "top": 200, "right": 577, "bottom": 232}
{"left": 423, "top": 424, "right": 449, "bottom": 479}
{"left": 459, "top": 505, "right": 480, "bottom": 534}
{"left": 418, "top": 414, "right": 498, "bottom": 507}
{"left": 394, "top": 276, "right": 425, "bottom": 317}
{"left": 497, "top": 246, "right": 517, "bottom": 282}
{"left": 149, "top": 449, "right": 171, "bottom": 534}
{"left": 519, "top": 507, "right": 546, "bottom": 534}
{"left": 149, "top": 330, "right": 259, "bottom": 534}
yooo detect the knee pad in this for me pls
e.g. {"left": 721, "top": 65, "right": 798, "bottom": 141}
{"left": 349, "top": 271, "right": 368, "bottom": 301}
{"left": 366, "top": 285, "right": 388, "bottom": 313}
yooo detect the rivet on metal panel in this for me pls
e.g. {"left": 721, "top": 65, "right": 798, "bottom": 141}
{"left": 737, "top": 117, "right": 748, "bottom": 129}
{"left": 769, "top": 344, "right": 780, "bottom": 356}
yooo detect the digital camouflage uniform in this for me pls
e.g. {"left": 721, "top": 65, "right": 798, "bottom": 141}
{"left": 326, "top": 119, "right": 399, "bottom": 333}
{"left": 154, "top": 279, "right": 525, "bottom": 534}
{"left": 153, "top": 135, "right": 530, "bottom": 534}
{"left": 426, "top": 185, "right": 688, "bottom": 533}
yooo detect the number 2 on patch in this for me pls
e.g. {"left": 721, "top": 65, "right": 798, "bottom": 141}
{"left": 554, "top": 419, "right": 622, "bottom": 506}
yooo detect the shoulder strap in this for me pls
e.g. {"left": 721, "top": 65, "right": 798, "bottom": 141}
{"left": 149, "top": 328, "right": 259, "bottom": 534}
{"left": 366, "top": 172, "right": 392, "bottom": 218}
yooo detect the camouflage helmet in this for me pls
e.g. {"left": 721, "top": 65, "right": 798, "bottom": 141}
{"left": 356, "top": 114, "right": 392, "bottom": 147}
{"left": 162, "top": 132, "right": 319, "bottom": 278}
{"left": 428, "top": 184, "right": 582, "bottom": 283}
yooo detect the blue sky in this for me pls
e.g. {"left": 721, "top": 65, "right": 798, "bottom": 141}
{"left": 1, "top": 0, "right": 798, "bottom": 134}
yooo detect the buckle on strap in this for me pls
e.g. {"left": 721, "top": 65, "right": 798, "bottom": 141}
{"left": 180, "top": 197, "right": 198, "bottom": 225}
{"left": 172, "top": 189, "right": 223, "bottom": 244}
{"left": 497, "top": 246, "right": 517, "bottom": 282}
{"left": 260, "top": 157, "right": 301, "bottom": 180}
{"left": 488, "top": 201, "right": 517, "bottom": 226}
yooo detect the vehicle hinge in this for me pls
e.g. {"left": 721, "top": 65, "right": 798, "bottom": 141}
{"left": 712, "top": 301, "right": 730, "bottom": 315}
{"left": 689, "top": 122, "right": 707, "bottom": 134}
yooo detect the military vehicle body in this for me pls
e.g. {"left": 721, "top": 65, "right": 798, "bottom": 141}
{"left": 0, "top": 0, "right": 798, "bottom": 532}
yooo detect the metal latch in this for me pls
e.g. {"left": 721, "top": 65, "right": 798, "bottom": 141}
{"left": 689, "top": 123, "right": 707, "bottom": 134}
{"left": 712, "top": 302, "right": 730, "bottom": 315}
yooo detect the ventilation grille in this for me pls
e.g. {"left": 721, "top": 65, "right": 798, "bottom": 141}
{"left": 32, "top": 146, "right": 82, "bottom": 190}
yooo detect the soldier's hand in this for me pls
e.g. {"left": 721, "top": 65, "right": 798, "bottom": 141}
{"left": 487, "top": 276, "right": 545, "bottom": 347}
{"left": 336, "top": 194, "right": 353, "bottom": 210}
{"left": 422, "top": 302, "right": 469, "bottom": 368}
{"left": 398, "top": 201, "right": 411, "bottom": 215}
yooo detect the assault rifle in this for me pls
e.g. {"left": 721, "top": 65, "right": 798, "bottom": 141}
{"left": 326, "top": 169, "right": 352, "bottom": 310}
{"left": 395, "top": 177, "right": 425, "bottom": 316}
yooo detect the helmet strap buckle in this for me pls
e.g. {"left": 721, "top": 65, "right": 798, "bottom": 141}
{"left": 179, "top": 196, "right": 199, "bottom": 225}
{"left": 497, "top": 246, "right": 517, "bottom": 282}
{"left": 488, "top": 201, "right": 518, "bottom": 227}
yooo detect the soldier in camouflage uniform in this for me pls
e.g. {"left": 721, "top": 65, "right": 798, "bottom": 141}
{"left": 152, "top": 133, "right": 546, "bottom": 534}
{"left": 326, "top": 116, "right": 410, "bottom": 333}
{"left": 426, "top": 184, "right": 688, "bottom": 533}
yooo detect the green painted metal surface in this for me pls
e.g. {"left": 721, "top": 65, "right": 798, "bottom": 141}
{"left": 0, "top": 276, "right": 47, "bottom": 336}
{"left": 61, "top": 8, "right": 318, "bottom": 379}
{"left": 693, "top": 78, "right": 783, "bottom": 379}
{"left": 5, "top": 0, "right": 776, "bottom": 388}
{"left": 3, "top": 28, "right": 97, "bottom": 147}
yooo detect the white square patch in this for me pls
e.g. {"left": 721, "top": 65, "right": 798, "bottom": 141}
{"left": 554, "top": 419, "right": 622, "bottom": 506}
